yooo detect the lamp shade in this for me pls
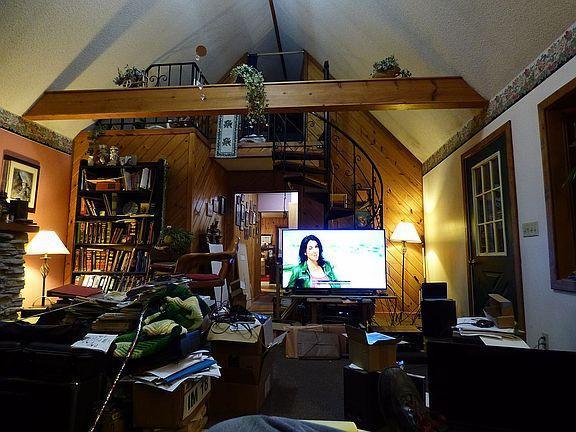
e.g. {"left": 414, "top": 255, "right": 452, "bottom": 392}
{"left": 26, "top": 230, "right": 70, "bottom": 256}
{"left": 390, "top": 222, "right": 421, "bottom": 244}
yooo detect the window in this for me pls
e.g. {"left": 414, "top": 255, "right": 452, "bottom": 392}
{"left": 472, "top": 152, "right": 507, "bottom": 256}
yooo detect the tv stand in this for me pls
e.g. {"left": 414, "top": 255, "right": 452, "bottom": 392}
{"left": 284, "top": 293, "right": 397, "bottom": 325}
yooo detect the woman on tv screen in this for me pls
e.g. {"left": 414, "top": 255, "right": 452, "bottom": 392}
{"left": 287, "top": 235, "right": 339, "bottom": 289}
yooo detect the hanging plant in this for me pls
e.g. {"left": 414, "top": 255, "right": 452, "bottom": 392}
{"left": 231, "top": 64, "right": 268, "bottom": 125}
{"left": 372, "top": 55, "right": 412, "bottom": 78}
{"left": 113, "top": 65, "right": 148, "bottom": 88}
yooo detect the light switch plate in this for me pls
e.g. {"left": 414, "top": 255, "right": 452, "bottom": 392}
{"left": 522, "top": 221, "right": 539, "bottom": 237}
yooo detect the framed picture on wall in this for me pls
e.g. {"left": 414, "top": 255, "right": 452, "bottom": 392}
{"left": 206, "top": 200, "right": 213, "bottom": 217}
{"left": 235, "top": 194, "right": 242, "bottom": 226}
{"left": 2, "top": 155, "right": 40, "bottom": 213}
{"left": 218, "top": 196, "right": 226, "bottom": 215}
{"left": 212, "top": 197, "right": 219, "bottom": 214}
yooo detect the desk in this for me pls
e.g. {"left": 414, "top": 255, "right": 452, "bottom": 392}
{"left": 284, "top": 294, "right": 397, "bottom": 325}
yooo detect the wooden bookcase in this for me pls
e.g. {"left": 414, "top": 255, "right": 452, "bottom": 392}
{"left": 70, "top": 159, "right": 166, "bottom": 291}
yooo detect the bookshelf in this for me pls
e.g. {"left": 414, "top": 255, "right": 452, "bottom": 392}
{"left": 71, "top": 159, "right": 167, "bottom": 292}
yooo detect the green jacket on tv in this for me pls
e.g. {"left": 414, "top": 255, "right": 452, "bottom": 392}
{"left": 286, "top": 260, "right": 339, "bottom": 288}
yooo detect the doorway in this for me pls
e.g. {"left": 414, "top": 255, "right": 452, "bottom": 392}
{"left": 258, "top": 192, "right": 298, "bottom": 293}
{"left": 461, "top": 122, "right": 525, "bottom": 328}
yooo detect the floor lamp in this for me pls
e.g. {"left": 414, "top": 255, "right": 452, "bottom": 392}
{"left": 26, "top": 230, "right": 70, "bottom": 307}
{"left": 390, "top": 222, "right": 421, "bottom": 323}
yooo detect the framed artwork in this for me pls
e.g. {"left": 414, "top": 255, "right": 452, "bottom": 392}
{"left": 261, "top": 234, "right": 272, "bottom": 246}
{"left": 218, "top": 196, "right": 226, "bottom": 215}
{"left": 235, "top": 194, "right": 242, "bottom": 226}
{"left": 212, "top": 197, "right": 219, "bottom": 214}
{"left": 2, "top": 155, "right": 40, "bottom": 213}
{"left": 206, "top": 200, "right": 213, "bottom": 217}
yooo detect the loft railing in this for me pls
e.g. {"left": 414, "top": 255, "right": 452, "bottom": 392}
{"left": 97, "top": 62, "right": 210, "bottom": 138}
{"left": 271, "top": 112, "right": 384, "bottom": 229}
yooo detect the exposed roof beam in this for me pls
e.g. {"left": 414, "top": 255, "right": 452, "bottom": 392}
{"left": 24, "top": 77, "right": 487, "bottom": 121}
{"left": 268, "top": 0, "right": 287, "bottom": 80}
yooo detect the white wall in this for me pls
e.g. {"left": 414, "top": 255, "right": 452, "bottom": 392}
{"left": 423, "top": 56, "right": 576, "bottom": 350}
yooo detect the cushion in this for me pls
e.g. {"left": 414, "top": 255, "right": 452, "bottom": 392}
{"left": 187, "top": 273, "right": 220, "bottom": 281}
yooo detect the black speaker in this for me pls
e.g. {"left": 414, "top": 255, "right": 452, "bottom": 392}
{"left": 343, "top": 365, "right": 384, "bottom": 430}
{"left": 421, "top": 299, "right": 456, "bottom": 338}
{"left": 421, "top": 282, "right": 447, "bottom": 299}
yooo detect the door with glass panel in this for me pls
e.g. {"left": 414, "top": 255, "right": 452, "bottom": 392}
{"left": 462, "top": 123, "right": 524, "bottom": 324}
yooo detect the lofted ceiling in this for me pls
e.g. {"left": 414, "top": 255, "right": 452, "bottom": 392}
{"left": 0, "top": 0, "right": 574, "bottom": 161}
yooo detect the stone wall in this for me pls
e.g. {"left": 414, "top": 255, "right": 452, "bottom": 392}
{"left": 0, "top": 231, "right": 27, "bottom": 318}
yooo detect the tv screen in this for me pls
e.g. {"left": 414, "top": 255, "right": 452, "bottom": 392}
{"left": 282, "top": 229, "right": 387, "bottom": 292}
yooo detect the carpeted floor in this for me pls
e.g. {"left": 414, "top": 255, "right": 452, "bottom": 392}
{"left": 260, "top": 346, "right": 349, "bottom": 420}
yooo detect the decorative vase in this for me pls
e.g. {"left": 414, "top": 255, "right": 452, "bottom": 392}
{"left": 98, "top": 144, "right": 108, "bottom": 165}
{"left": 108, "top": 146, "right": 119, "bottom": 166}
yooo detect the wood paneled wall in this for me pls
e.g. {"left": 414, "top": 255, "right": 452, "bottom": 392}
{"left": 261, "top": 216, "right": 288, "bottom": 246}
{"left": 65, "top": 129, "right": 230, "bottom": 281}
{"left": 305, "top": 54, "right": 425, "bottom": 315}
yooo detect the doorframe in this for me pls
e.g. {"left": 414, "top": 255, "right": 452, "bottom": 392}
{"left": 460, "top": 121, "right": 525, "bottom": 330}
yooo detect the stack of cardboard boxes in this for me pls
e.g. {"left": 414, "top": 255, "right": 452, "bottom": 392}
{"left": 207, "top": 316, "right": 283, "bottom": 419}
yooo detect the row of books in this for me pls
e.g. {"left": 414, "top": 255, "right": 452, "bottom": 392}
{"left": 75, "top": 220, "right": 155, "bottom": 245}
{"left": 80, "top": 167, "right": 154, "bottom": 192}
{"left": 74, "top": 274, "right": 147, "bottom": 293}
{"left": 74, "top": 248, "right": 151, "bottom": 273}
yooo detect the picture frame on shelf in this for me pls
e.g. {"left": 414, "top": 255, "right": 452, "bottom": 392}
{"left": 2, "top": 154, "right": 40, "bottom": 213}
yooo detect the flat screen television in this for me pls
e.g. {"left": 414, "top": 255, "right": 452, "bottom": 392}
{"left": 281, "top": 229, "right": 387, "bottom": 295}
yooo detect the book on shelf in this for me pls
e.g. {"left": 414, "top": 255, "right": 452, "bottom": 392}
{"left": 74, "top": 247, "right": 150, "bottom": 274}
{"left": 76, "top": 220, "right": 155, "bottom": 245}
{"left": 74, "top": 274, "right": 147, "bottom": 293}
{"left": 122, "top": 167, "right": 154, "bottom": 191}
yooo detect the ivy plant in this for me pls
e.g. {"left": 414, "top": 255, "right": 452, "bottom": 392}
{"left": 231, "top": 64, "right": 268, "bottom": 125}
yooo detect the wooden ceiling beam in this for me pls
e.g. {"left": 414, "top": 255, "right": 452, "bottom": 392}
{"left": 24, "top": 77, "right": 486, "bottom": 121}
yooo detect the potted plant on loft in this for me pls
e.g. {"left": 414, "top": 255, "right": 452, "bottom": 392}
{"left": 371, "top": 55, "right": 412, "bottom": 78}
{"left": 230, "top": 64, "right": 268, "bottom": 126}
{"left": 113, "top": 65, "right": 148, "bottom": 88}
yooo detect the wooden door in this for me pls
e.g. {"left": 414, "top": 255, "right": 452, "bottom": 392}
{"left": 462, "top": 123, "right": 524, "bottom": 327}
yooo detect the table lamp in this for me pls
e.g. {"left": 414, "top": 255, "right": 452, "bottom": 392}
{"left": 26, "top": 230, "right": 70, "bottom": 307}
{"left": 390, "top": 221, "right": 422, "bottom": 322}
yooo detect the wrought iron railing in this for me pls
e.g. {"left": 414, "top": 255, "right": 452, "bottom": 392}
{"left": 97, "top": 62, "right": 210, "bottom": 138}
{"left": 271, "top": 112, "right": 384, "bottom": 229}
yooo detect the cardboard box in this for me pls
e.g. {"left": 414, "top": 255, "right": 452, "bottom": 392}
{"left": 285, "top": 324, "right": 347, "bottom": 359}
{"left": 484, "top": 293, "right": 515, "bottom": 328}
{"left": 132, "top": 376, "right": 211, "bottom": 429}
{"left": 208, "top": 341, "right": 276, "bottom": 418}
{"left": 346, "top": 326, "right": 397, "bottom": 372}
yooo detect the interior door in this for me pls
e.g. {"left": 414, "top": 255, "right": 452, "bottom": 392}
{"left": 462, "top": 124, "right": 523, "bottom": 324}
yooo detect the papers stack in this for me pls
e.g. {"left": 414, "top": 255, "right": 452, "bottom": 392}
{"left": 129, "top": 350, "right": 220, "bottom": 392}
{"left": 456, "top": 317, "right": 517, "bottom": 340}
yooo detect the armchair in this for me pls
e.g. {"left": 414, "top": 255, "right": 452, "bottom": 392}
{"left": 174, "top": 239, "right": 241, "bottom": 302}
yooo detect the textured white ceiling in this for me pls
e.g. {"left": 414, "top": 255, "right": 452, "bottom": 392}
{"left": 0, "top": 0, "right": 574, "bottom": 161}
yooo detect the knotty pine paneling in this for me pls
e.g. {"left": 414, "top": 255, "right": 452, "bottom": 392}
{"left": 65, "top": 129, "right": 230, "bottom": 282}
{"left": 305, "top": 54, "right": 425, "bottom": 315}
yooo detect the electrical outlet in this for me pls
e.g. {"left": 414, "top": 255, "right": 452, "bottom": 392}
{"left": 540, "top": 333, "right": 549, "bottom": 350}
{"left": 522, "top": 221, "right": 539, "bottom": 237}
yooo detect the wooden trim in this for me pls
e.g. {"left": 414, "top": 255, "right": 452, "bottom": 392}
{"left": 461, "top": 122, "right": 525, "bottom": 330}
{"left": 23, "top": 77, "right": 487, "bottom": 121}
{"left": 538, "top": 76, "right": 576, "bottom": 293}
